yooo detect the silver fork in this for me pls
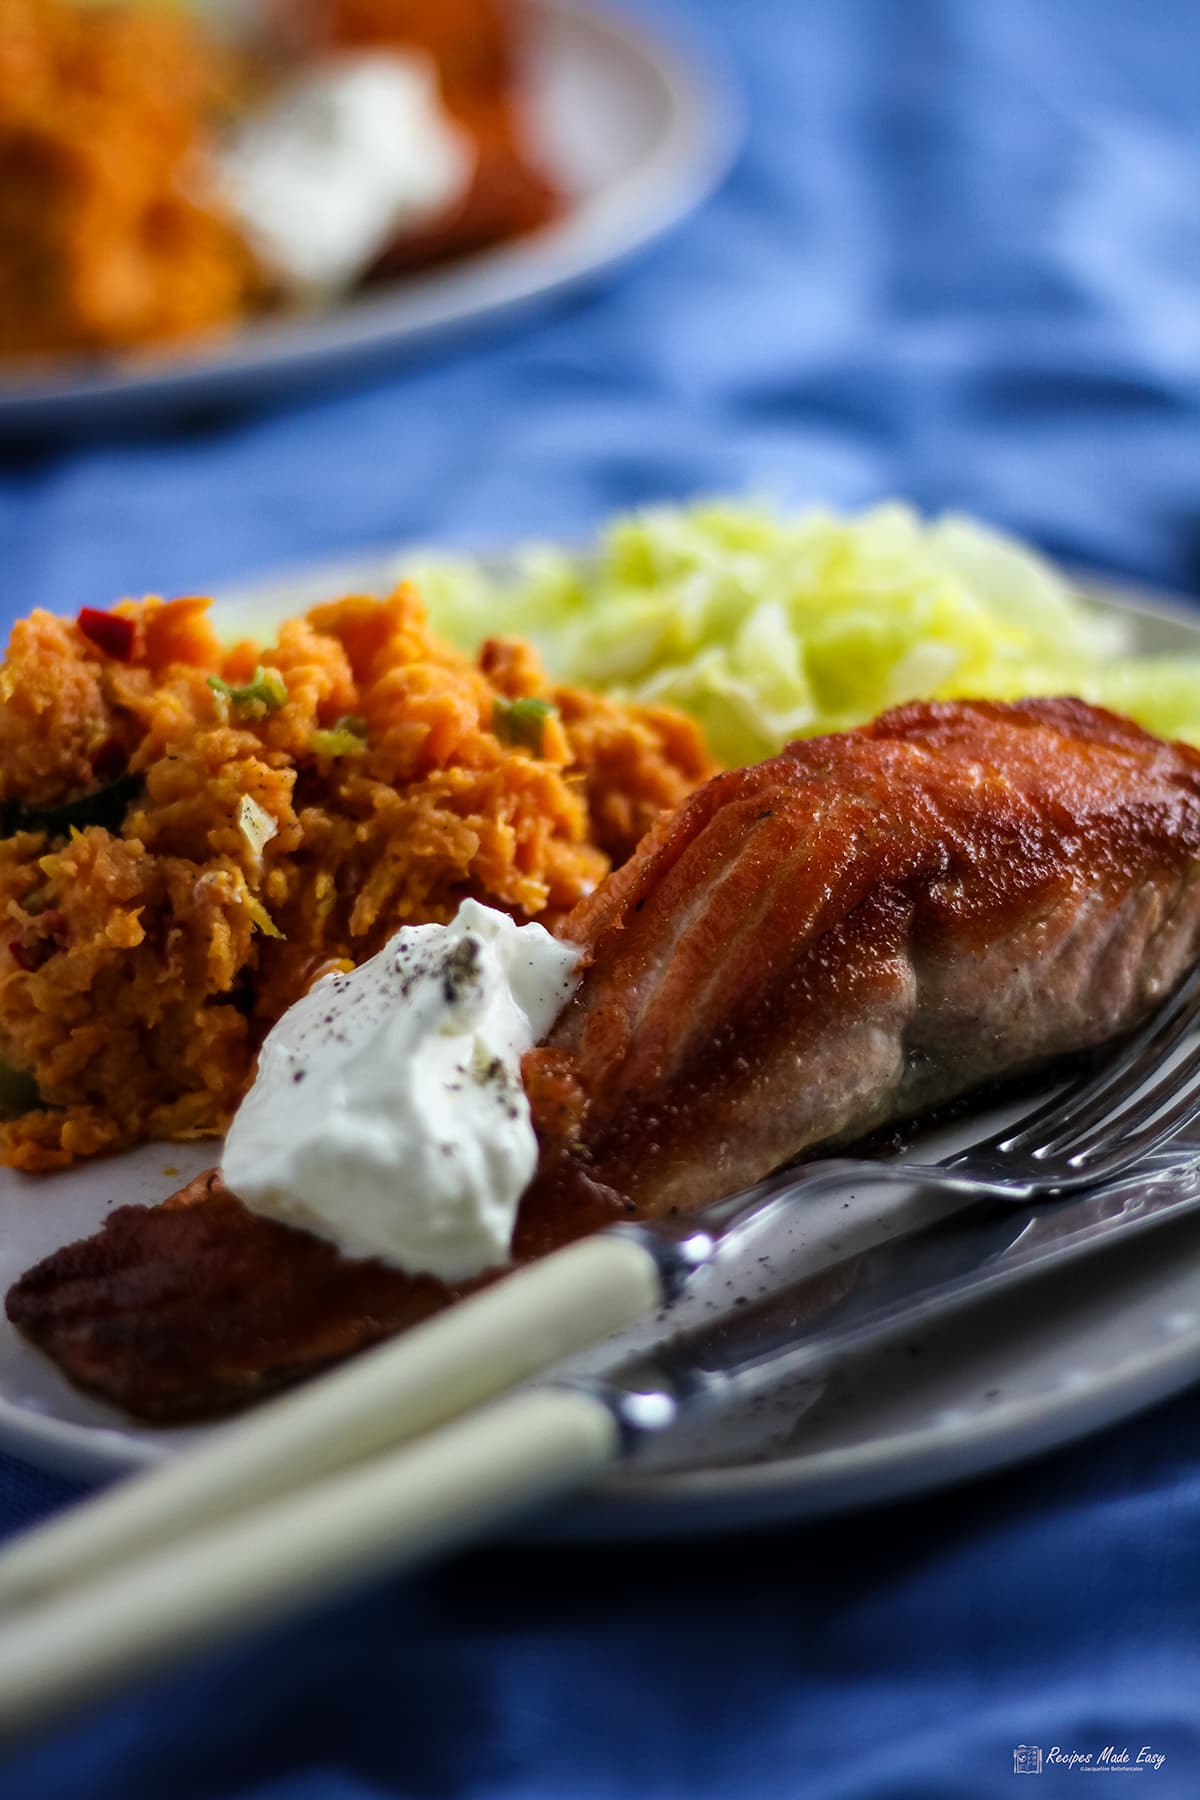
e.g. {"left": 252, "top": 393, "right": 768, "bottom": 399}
{"left": 618, "top": 962, "right": 1200, "bottom": 1299}
{"left": 576, "top": 1139, "right": 1200, "bottom": 1471}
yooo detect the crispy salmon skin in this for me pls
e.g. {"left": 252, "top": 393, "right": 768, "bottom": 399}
{"left": 3, "top": 1168, "right": 623, "bottom": 1423}
{"left": 11, "top": 698, "right": 1200, "bottom": 1420}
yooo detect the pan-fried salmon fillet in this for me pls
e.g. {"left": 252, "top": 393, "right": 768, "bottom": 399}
{"left": 527, "top": 696, "right": 1200, "bottom": 1214}
{"left": 11, "top": 698, "right": 1200, "bottom": 1421}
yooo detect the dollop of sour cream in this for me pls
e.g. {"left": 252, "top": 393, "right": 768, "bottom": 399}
{"left": 218, "top": 51, "right": 474, "bottom": 296}
{"left": 222, "top": 901, "right": 581, "bottom": 1282}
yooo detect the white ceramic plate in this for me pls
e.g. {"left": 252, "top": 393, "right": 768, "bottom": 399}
{"left": 0, "top": 0, "right": 739, "bottom": 433}
{"left": 1, "top": 565, "right": 1199, "bottom": 1536}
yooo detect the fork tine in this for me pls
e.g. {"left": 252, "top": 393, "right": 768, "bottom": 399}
{"left": 1065, "top": 1043, "right": 1200, "bottom": 1173}
{"left": 997, "top": 964, "right": 1200, "bottom": 1158}
{"left": 1033, "top": 997, "right": 1200, "bottom": 1158}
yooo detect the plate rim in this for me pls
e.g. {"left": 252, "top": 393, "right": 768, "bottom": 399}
{"left": 1, "top": 561, "right": 1199, "bottom": 1530}
{"left": 0, "top": 0, "right": 741, "bottom": 431}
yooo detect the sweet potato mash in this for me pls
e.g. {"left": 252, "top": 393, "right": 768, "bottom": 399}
{"left": 0, "top": 585, "right": 711, "bottom": 1170}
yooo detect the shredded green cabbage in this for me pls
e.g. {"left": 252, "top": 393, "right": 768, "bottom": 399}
{"left": 410, "top": 502, "right": 1200, "bottom": 766}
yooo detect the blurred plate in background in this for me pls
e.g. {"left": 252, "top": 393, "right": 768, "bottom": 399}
{"left": 0, "top": 0, "right": 739, "bottom": 434}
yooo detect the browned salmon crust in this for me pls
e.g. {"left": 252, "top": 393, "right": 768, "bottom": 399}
{"left": 10, "top": 698, "right": 1200, "bottom": 1421}
{"left": 528, "top": 696, "right": 1200, "bottom": 1214}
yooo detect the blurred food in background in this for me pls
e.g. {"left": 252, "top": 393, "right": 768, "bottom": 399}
{"left": 0, "top": 0, "right": 561, "bottom": 364}
{"left": 306, "top": 0, "right": 561, "bottom": 277}
{"left": 0, "top": 0, "right": 260, "bottom": 359}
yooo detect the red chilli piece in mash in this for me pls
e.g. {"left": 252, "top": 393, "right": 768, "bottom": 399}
{"left": 8, "top": 912, "right": 64, "bottom": 972}
{"left": 78, "top": 608, "right": 136, "bottom": 663}
{"left": 7, "top": 941, "right": 49, "bottom": 973}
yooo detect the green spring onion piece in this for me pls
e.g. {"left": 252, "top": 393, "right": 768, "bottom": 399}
{"left": 208, "top": 666, "right": 288, "bottom": 712}
{"left": 309, "top": 715, "right": 368, "bottom": 757}
{"left": 493, "top": 695, "right": 555, "bottom": 754}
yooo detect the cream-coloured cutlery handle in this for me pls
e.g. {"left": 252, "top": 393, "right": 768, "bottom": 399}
{"left": 0, "top": 1232, "right": 659, "bottom": 1613}
{"left": 0, "top": 1386, "right": 618, "bottom": 1744}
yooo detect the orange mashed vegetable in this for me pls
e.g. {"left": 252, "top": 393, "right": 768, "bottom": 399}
{"left": 0, "top": 587, "right": 712, "bottom": 1170}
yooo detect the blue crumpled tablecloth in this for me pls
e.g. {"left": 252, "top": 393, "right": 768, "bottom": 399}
{"left": 2, "top": 1, "right": 1199, "bottom": 1793}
